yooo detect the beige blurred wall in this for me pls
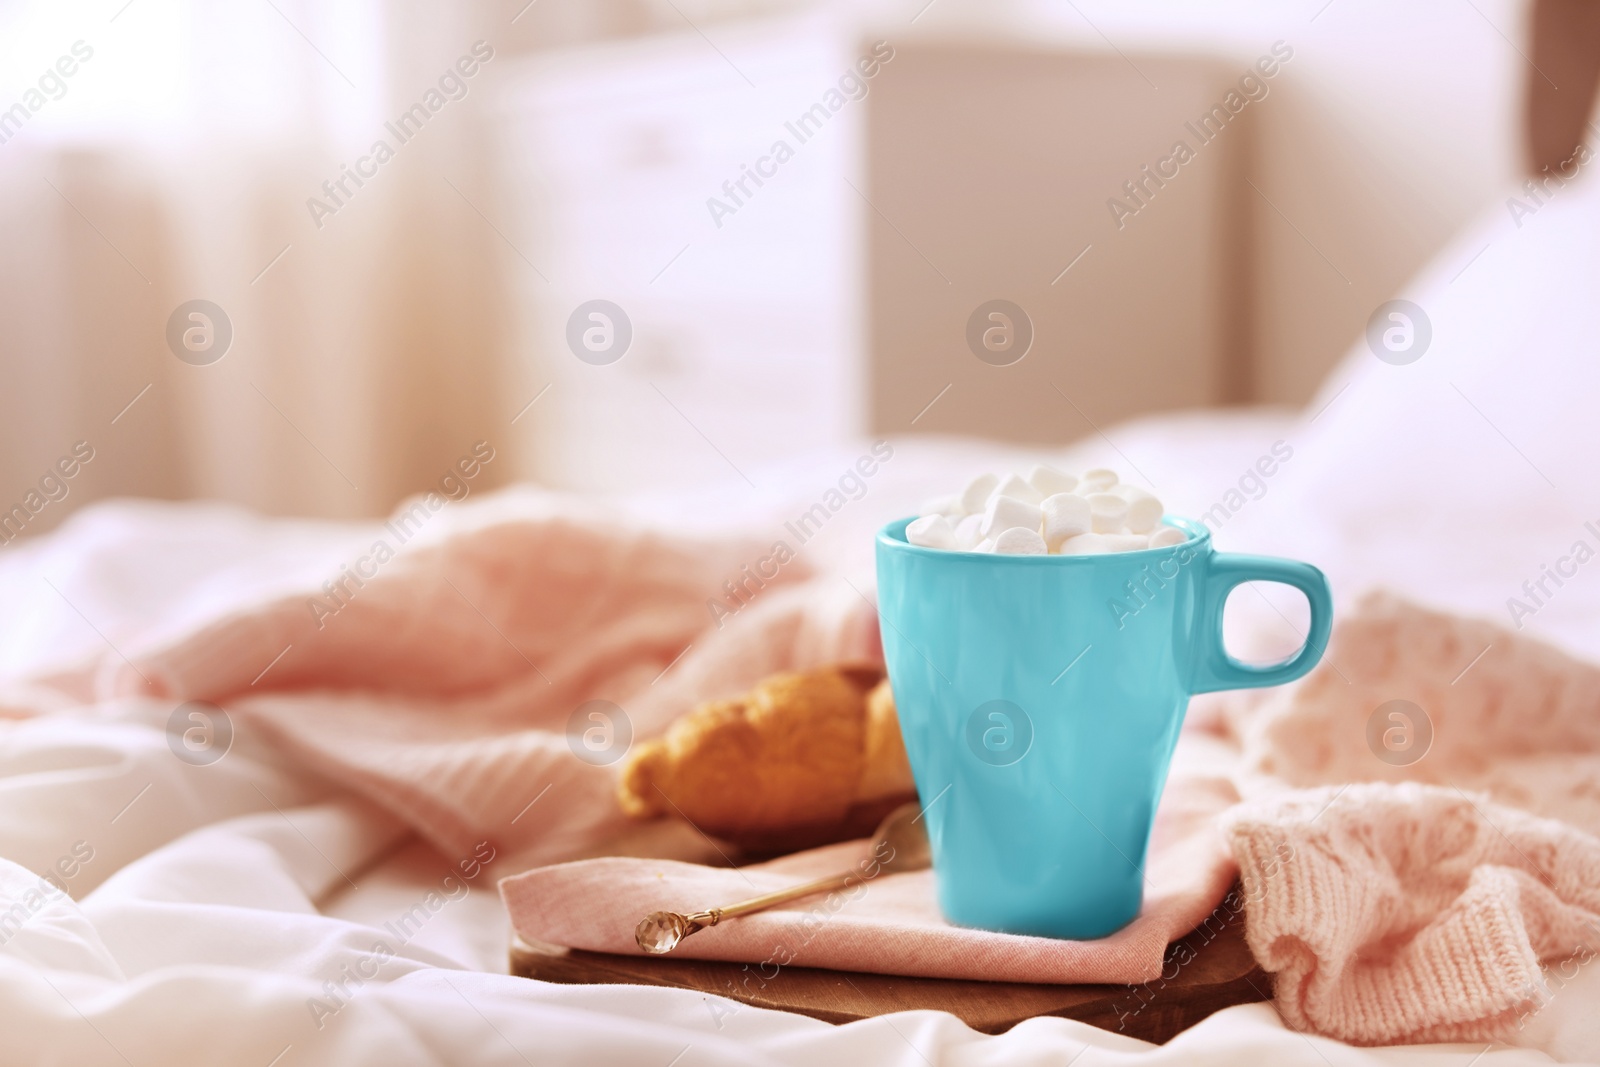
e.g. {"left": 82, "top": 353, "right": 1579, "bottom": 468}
{"left": 862, "top": 45, "right": 1260, "bottom": 441}
{"left": 968, "top": 0, "right": 1526, "bottom": 408}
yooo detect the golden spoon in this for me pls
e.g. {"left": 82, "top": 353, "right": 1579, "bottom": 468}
{"left": 634, "top": 801, "right": 931, "bottom": 955}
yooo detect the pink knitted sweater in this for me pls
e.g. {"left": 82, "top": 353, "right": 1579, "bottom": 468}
{"left": 1222, "top": 593, "right": 1600, "bottom": 1044}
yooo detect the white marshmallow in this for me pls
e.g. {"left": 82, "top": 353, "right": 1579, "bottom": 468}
{"left": 1041, "top": 492, "right": 1091, "bottom": 549}
{"left": 1058, "top": 532, "right": 1147, "bottom": 555}
{"left": 980, "top": 493, "right": 1044, "bottom": 540}
{"left": 1114, "top": 485, "right": 1163, "bottom": 534}
{"left": 1080, "top": 468, "right": 1118, "bottom": 492}
{"left": 959, "top": 473, "right": 1000, "bottom": 515}
{"left": 907, "top": 514, "right": 957, "bottom": 549}
{"left": 992, "top": 526, "right": 1048, "bottom": 555}
{"left": 1086, "top": 492, "right": 1130, "bottom": 533}
{"left": 1027, "top": 463, "right": 1078, "bottom": 498}
{"left": 988, "top": 472, "right": 1044, "bottom": 507}
{"left": 913, "top": 469, "right": 1173, "bottom": 555}
{"left": 1147, "top": 525, "right": 1187, "bottom": 548}
{"left": 953, "top": 513, "right": 984, "bottom": 550}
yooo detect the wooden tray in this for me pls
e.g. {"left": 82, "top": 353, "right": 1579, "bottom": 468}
{"left": 511, "top": 899, "right": 1270, "bottom": 1043}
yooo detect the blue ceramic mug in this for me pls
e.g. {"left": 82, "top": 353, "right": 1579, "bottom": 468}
{"left": 874, "top": 515, "right": 1331, "bottom": 939}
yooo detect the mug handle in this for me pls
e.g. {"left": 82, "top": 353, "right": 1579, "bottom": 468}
{"left": 1190, "top": 553, "right": 1333, "bottom": 694}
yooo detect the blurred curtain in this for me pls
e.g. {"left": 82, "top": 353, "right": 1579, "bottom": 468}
{"left": 0, "top": 0, "right": 516, "bottom": 532}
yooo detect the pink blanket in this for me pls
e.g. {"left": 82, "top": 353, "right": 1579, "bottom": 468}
{"left": 47, "top": 495, "right": 882, "bottom": 866}
{"left": 31, "top": 494, "right": 1600, "bottom": 1047}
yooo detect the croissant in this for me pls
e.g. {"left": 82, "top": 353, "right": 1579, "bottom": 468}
{"left": 618, "top": 664, "right": 916, "bottom": 846}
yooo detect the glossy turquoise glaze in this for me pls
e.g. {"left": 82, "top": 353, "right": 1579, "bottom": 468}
{"left": 874, "top": 515, "right": 1332, "bottom": 940}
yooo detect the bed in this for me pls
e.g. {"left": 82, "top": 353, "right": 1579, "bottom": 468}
{"left": 5, "top": 14, "right": 1600, "bottom": 1067}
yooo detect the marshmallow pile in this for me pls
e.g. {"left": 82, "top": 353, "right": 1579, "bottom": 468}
{"left": 907, "top": 466, "right": 1187, "bottom": 556}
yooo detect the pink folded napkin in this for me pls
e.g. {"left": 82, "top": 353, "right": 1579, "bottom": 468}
{"left": 501, "top": 767, "right": 1241, "bottom": 985}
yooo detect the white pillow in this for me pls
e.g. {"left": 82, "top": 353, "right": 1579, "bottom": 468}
{"left": 1229, "top": 166, "right": 1600, "bottom": 655}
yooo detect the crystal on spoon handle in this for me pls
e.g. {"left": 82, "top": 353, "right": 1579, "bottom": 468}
{"left": 636, "top": 911, "right": 696, "bottom": 954}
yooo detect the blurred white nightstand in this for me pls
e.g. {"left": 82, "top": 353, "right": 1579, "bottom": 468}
{"left": 500, "top": 14, "right": 866, "bottom": 493}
